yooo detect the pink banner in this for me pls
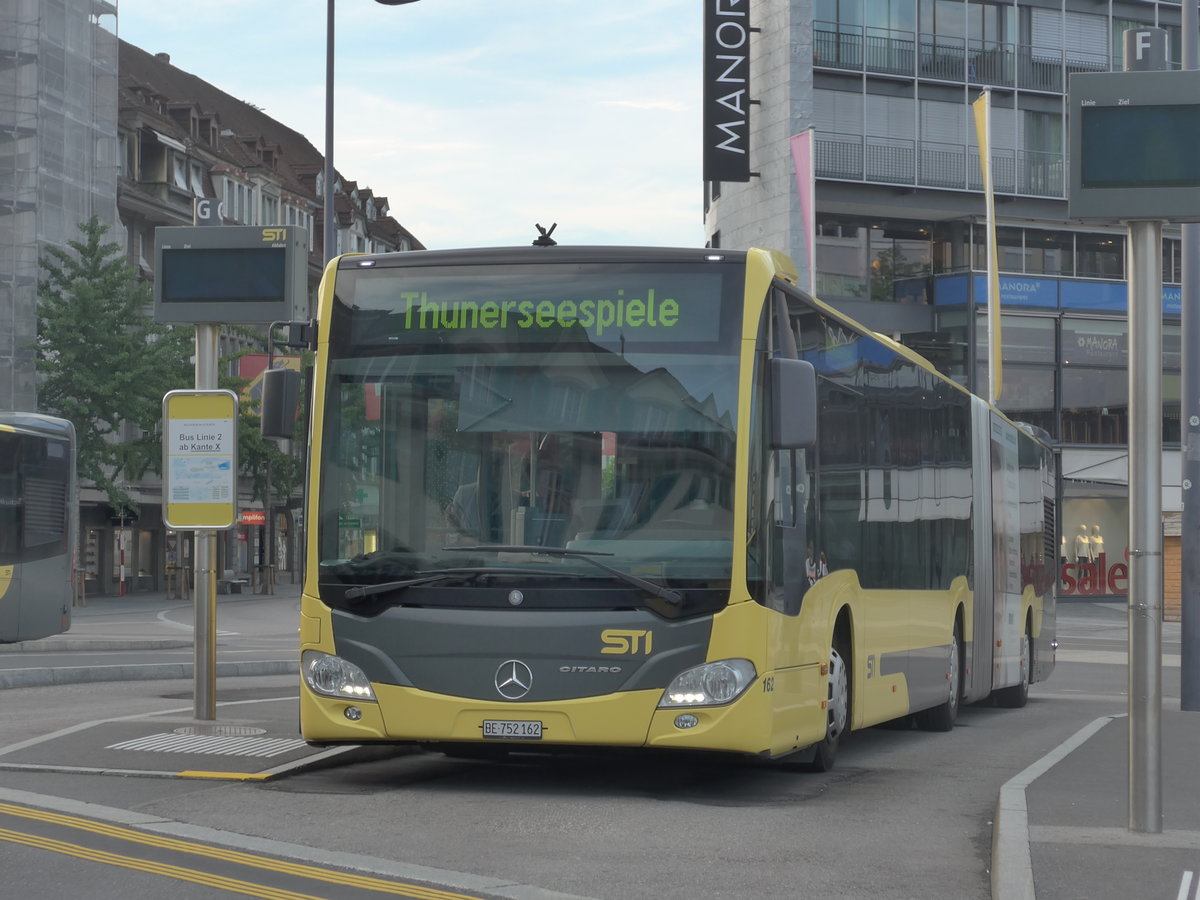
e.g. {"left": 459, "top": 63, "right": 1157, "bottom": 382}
{"left": 789, "top": 131, "right": 817, "bottom": 296}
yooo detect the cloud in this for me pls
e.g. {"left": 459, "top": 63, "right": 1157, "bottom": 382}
{"left": 601, "top": 100, "right": 690, "bottom": 112}
{"left": 116, "top": 0, "right": 705, "bottom": 249}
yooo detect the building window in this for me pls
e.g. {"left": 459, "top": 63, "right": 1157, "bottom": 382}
{"left": 1061, "top": 366, "right": 1127, "bottom": 444}
{"left": 977, "top": 362, "right": 1056, "bottom": 436}
{"left": 1024, "top": 230, "right": 1074, "bottom": 278}
{"left": 189, "top": 163, "right": 205, "bottom": 197}
{"left": 1075, "top": 234, "right": 1124, "bottom": 280}
{"left": 172, "top": 155, "right": 188, "bottom": 191}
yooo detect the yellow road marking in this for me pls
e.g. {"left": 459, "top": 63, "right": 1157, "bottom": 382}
{"left": 0, "top": 802, "right": 483, "bottom": 899}
{"left": 0, "top": 827, "right": 327, "bottom": 900}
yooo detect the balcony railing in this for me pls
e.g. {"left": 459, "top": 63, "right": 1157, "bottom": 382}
{"left": 815, "top": 22, "right": 1110, "bottom": 92}
{"left": 817, "top": 132, "right": 1065, "bottom": 198}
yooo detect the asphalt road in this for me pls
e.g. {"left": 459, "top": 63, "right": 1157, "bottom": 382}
{"left": 0, "top": 598, "right": 1159, "bottom": 899}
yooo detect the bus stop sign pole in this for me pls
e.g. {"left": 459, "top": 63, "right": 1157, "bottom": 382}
{"left": 194, "top": 327, "right": 220, "bottom": 721}
{"left": 1122, "top": 31, "right": 1166, "bottom": 835}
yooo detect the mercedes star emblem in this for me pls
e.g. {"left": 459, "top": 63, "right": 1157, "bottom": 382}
{"left": 495, "top": 659, "right": 533, "bottom": 700}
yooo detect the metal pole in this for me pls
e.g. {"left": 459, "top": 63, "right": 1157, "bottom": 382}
{"left": 1179, "top": 0, "right": 1200, "bottom": 714}
{"left": 1127, "top": 219, "right": 1164, "bottom": 833}
{"left": 323, "top": 0, "right": 336, "bottom": 264}
{"left": 193, "top": 324, "right": 220, "bottom": 721}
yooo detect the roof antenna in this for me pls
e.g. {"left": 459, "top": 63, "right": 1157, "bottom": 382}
{"left": 532, "top": 223, "right": 557, "bottom": 247}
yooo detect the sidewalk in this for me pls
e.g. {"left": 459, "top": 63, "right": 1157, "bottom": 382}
{"left": 0, "top": 581, "right": 303, "bottom": 688}
{"left": 994, "top": 704, "right": 1200, "bottom": 900}
{"left": 0, "top": 580, "right": 336, "bottom": 781}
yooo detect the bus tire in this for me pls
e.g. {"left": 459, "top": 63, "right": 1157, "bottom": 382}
{"left": 993, "top": 620, "right": 1032, "bottom": 709}
{"left": 803, "top": 633, "right": 850, "bottom": 772}
{"left": 916, "top": 620, "right": 962, "bottom": 732}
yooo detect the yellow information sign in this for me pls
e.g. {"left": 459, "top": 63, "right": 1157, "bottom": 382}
{"left": 162, "top": 390, "right": 239, "bottom": 529}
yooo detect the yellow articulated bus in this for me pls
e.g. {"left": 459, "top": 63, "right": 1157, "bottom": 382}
{"left": 283, "top": 244, "right": 1056, "bottom": 771}
{"left": 0, "top": 412, "right": 77, "bottom": 643}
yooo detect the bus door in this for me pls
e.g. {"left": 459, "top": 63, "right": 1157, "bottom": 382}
{"left": 989, "top": 413, "right": 1024, "bottom": 689}
{"left": 967, "top": 397, "right": 995, "bottom": 701}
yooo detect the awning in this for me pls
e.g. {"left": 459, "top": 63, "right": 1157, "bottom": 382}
{"left": 152, "top": 129, "right": 186, "bottom": 152}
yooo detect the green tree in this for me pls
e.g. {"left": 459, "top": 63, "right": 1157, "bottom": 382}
{"left": 217, "top": 345, "right": 305, "bottom": 511}
{"left": 36, "top": 217, "right": 193, "bottom": 515}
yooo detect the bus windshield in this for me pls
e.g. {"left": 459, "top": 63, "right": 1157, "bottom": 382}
{"left": 318, "top": 259, "right": 744, "bottom": 604}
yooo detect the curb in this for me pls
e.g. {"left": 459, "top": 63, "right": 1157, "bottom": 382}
{"left": 0, "top": 639, "right": 192, "bottom": 653}
{"left": 991, "top": 714, "right": 1118, "bottom": 900}
{"left": 0, "top": 660, "right": 299, "bottom": 690}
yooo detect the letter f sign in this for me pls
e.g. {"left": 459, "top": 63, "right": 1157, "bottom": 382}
{"left": 1136, "top": 31, "right": 1151, "bottom": 59}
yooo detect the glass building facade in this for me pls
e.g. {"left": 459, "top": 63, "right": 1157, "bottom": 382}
{"left": 704, "top": 0, "right": 1189, "bottom": 607}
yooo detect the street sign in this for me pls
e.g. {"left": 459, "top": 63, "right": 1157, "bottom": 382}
{"left": 153, "top": 225, "right": 309, "bottom": 324}
{"left": 1069, "top": 68, "right": 1200, "bottom": 223}
{"left": 162, "top": 390, "right": 239, "bottom": 530}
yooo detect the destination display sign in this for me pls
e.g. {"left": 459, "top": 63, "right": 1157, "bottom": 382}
{"left": 345, "top": 271, "right": 730, "bottom": 347}
{"left": 399, "top": 290, "right": 681, "bottom": 337}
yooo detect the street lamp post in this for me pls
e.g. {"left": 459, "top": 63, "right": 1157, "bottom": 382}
{"left": 323, "top": 0, "right": 421, "bottom": 264}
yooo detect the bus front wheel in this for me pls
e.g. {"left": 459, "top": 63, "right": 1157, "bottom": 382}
{"left": 803, "top": 636, "right": 850, "bottom": 772}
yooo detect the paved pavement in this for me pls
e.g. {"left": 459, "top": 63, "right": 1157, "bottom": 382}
{"left": 993, "top": 699, "right": 1200, "bottom": 900}
{"left": 0, "top": 582, "right": 301, "bottom": 689}
{"left": 0, "top": 583, "right": 324, "bottom": 781}
{"left": 3, "top": 589, "right": 1200, "bottom": 898}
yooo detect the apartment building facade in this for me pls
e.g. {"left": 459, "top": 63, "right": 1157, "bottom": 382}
{"left": 1, "top": 0, "right": 423, "bottom": 596}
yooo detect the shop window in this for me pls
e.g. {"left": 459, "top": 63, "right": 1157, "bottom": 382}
{"left": 978, "top": 313, "right": 1055, "bottom": 364}
{"left": 1061, "top": 367, "right": 1126, "bottom": 444}
{"left": 1060, "top": 498, "right": 1128, "bottom": 599}
{"left": 1061, "top": 319, "right": 1126, "bottom": 368}
{"left": 1164, "top": 373, "right": 1182, "bottom": 445}
{"left": 978, "top": 363, "right": 1056, "bottom": 437}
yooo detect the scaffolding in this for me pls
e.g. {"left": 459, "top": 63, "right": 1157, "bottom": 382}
{"left": 0, "top": 0, "right": 118, "bottom": 412}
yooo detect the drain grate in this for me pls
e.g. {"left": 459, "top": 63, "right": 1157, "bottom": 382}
{"left": 106, "top": 732, "right": 308, "bottom": 758}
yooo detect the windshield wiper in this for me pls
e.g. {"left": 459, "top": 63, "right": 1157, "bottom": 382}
{"left": 340, "top": 566, "right": 591, "bottom": 602}
{"left": 444, "top": 545, "right": 684, "bottom": 606}
{"left": 342, "top": 572, "right": 463, "bottom": 601}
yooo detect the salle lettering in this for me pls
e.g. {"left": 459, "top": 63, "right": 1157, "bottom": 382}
{"left": 1060, "top": 553, "right": 1129, "bottom": 596}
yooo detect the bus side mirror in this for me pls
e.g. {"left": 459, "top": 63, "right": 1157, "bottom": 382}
{"left": 261, "top": 368, "right": 301, "bottom": 439}
{"left": 770, "top": 357, "right": 817, "bottom": 449}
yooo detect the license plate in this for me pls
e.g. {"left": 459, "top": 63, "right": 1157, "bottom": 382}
{"left": 482, "top": 719, "right": 543, "bottom": 740}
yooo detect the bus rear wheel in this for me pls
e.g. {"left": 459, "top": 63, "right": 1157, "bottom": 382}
{"left": 916, "top": 621, "right": 961, "bottom": 732}
{"left": 993, "top": 623, "right": 1032, "bottom": 709}
{"left": 803, "top": 638, "right": 849, "bottom": 772}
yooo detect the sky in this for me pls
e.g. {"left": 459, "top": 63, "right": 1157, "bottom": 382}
{"left": 114, "top": 0, "right": 707, "bottom": 251}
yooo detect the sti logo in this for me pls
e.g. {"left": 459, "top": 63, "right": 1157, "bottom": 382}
{"left": 261, "top": 227, "right": 287, "bottom": 243}
{"left": 600, "top": 629, "right": 653, "bottom": 655}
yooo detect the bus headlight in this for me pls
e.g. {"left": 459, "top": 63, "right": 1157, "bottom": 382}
{"left": 302, "top": 650, "right": 376, "bottom": 701}
{"left": 658, "top": 659, "right": 757, "bottom": 708}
